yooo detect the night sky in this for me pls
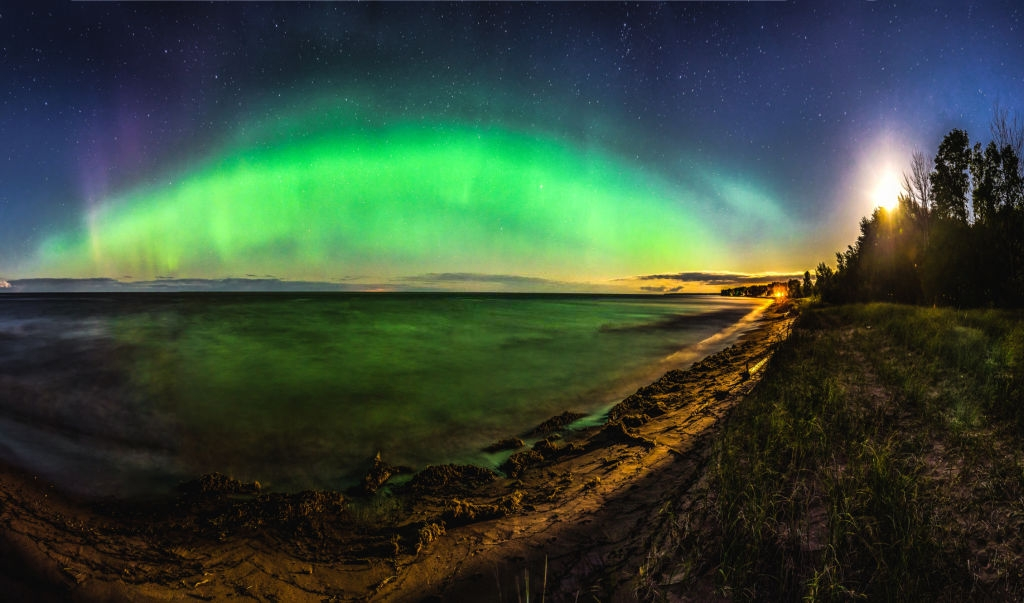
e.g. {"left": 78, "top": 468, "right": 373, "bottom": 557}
{"left": 2, "top": 2, "right": 1023, "bottom": 293}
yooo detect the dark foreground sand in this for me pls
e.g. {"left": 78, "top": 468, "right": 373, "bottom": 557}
{"left": 0, "top": 301, "right": 796, "bottom": 602}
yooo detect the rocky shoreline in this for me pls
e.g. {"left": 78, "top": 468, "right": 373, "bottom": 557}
{"left": 0, "top": 300, "right": 795, "bottom": 602}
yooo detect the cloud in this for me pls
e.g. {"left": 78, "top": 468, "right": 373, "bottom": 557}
{"left": 640, "top": 285, "right": 684, "bottom": 293}
{"left": 137, "top": 278, "right": 363, "bottom": 292}
{"left": 398, "top": 272, "right": 563, "bottom": 287}
{"left": 394, "top": 272, "right": 629, "bottom": 293}
{"left": 632, "top": 271, "right": 804, "bottom": 285}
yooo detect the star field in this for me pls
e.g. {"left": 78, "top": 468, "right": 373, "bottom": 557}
{"left": 2, "top": 2, "right": 1023, "bottom": 291}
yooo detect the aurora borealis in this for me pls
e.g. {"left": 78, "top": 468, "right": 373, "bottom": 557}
{"left": 3, "top": 2, "right": 1024, "bottom": 292}
{"left": 37, "top": 122, "right": 729, "bottom": 283}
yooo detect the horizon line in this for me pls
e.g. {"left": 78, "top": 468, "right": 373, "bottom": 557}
{"left": 0, "top": 271, "right": 807, "bottom": 294}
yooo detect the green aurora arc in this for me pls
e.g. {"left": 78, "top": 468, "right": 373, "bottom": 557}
{"left": 34, "top": 122, "right": 785, "bottom": 286}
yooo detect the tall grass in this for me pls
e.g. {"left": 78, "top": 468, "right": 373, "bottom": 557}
{"left": 648, "top": 303, "right": 1024, "bottom": 601}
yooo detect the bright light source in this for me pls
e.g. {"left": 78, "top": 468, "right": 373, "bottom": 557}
{"left": 871, "top": 171, "right": 901, "bottom": 211}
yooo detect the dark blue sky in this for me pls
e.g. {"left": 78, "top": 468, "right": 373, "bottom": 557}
{"left": 2, "top": 2, "right": 1023, "bottom": 289}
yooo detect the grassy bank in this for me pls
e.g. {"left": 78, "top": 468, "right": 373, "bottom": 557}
{"left": 643, "top": 302, "right": 1024, "bottom": 601}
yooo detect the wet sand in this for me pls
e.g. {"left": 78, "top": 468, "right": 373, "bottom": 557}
{"left": 0, "top": 300, "right": 796, "bottom": 602}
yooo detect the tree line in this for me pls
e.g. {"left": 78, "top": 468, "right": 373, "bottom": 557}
{"left": 721, "top": 275, "right": 812, "bottom": 299}
{"left": 813, "top": 106, "right": 1024, "bottom": 307}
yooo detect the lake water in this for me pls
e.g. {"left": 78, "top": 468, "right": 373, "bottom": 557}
{"left": 0, "top": 293, "right": 768, "bottom": 498}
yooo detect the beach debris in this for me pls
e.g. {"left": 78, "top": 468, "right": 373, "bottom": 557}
{"left": 170, "top": 475, "right": 347, "bottom": 542}
{"left": 414, "top": 522, "right": 446, "bottom": 554}
{"left": 280, "top": 490, "right": 347, "bottom": 521}
{"left": 374, "top": 574, "right": 398, "bottom": 592}
{"left": 482, "top": 437, "right": 525, "bottom": 453}
{"left": 177, "top": 473, "right": 261, "bottom": 498}
{"left": 362, "top": 452, "right": 412, "bottom": 495}
{"left": 526, "top": 411, "right": 586, "bottom": 437}
{"left": 392, "top": 520, "right": 449, "bottom": 555}
{"left": 442, "top": 490, "right": 525, "bottom": 526}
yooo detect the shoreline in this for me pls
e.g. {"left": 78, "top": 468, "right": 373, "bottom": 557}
{"left": 0, "top": 300, "right": 797, "bottom": 601}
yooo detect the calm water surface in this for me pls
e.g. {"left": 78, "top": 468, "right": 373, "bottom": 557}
{"left": 0, "top": 293, "right": 767, "bottom": 497}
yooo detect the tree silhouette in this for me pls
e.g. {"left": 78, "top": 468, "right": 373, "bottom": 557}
{"left": 930, "top": 129, "right": 971, "bottom": 222}
{"left": 901, "top": 149, "right": 932, "bottom": 212}
{"left": 813, "top": 111, "right": 1024, "bottom": 308}
{"left": 991, "top": 102, "right": 1024, "bottom": 169}
{"left": 972, "top": 141, "right": 1002, "bottom": 225}
{"left": 995, "top": 145, "right": 1023, "bottom": 210}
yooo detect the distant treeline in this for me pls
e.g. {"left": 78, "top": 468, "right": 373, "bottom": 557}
{"left": 814, "top": 106, "right": 1024, "bottom": 307}
{"left": 721, "top": 277, "right": 810, "bottom": 298}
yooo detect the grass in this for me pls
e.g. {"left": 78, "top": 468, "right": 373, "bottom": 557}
{"left": 641, "top": 302, "right": 1024, "bottom": 601}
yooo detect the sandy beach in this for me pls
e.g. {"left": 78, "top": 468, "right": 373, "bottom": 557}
{"left": 0, "top": 301, "right": 796, "bottom": 602}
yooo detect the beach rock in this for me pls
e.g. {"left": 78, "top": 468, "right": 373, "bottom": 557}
{"left": 644, "top": 401, "right": 669, "bottom": 418}
{"left": 608, "top": 392, "right": 655, "bottom": 422}
{"left": 406, "top": 464, "right": 498, "bottom": 496}
{"left": 660, "top": 368, "right": 689, "bottom": 383}
{"left": 618, "top": 371, "right": 689, "bottom": 403}
{"left": 529, "top": 439, "right": 585, "bottom": 465}
{"left": 532, "top": 437, "right": 559, "bottom": 457}
{"left": 610, "top": 378, "right": 684, "bottom": 421}
{"left": 482, "top": 437, "right": 525, "bottom": 453}
{"left": 526, "top": 411, "right": 586, "bottom": 437}
{"left": 588, "top": 421, "right": 656, "bottom": 451}
{"left": 691, "top": 349, "right": 737, "bottom": 374}
{"left": 621, "top": 414, "right": 647, "bottom": 429}
{"left": 501, "top": 449, "right": 544, "bottom": 478}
